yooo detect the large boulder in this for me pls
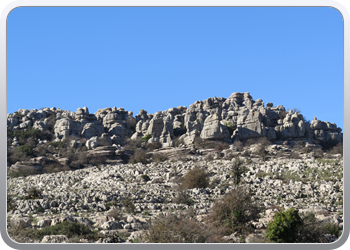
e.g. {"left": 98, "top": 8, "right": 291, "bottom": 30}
{"left": 200, "top": 113, "right": 230, "bottom": 140}
{"left": 108, "top": 123, "right": 128, "bottom": 145}
{"left": 54, "top": 118, "right": 82, "bottom": 139}
{"left": 146, "top": 112, "right": 164, "bottom": 138}
{"left": 75, "top": 107, "right": 89, "bottom": 120}
{"left": 81, "top": 122, "right": 105, "bottom": 139}
{"left": 235, "top": 109, "right": 266, "bottom": 140}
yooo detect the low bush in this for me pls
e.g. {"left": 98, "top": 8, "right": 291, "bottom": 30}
{"left": 215, "top": 142, "right": 229, "bottom": 152}
{"left": 122, "top": 196, "right": 136, "bottom": 214}
{"left": 289, "top": 151, "right": 301, "bottom": 159}
{"left": 206, "top": 186, "right": 262, "bottom": 236}
{"left": 35, "top": 145, "right": 50, "bottom": 156}
{"left": 128, "top": 149, "right": 150, "bottom": 164}
{"left": 146, "top": 141, "right": 162, "bottom": 151}
{"left": 233, "top": 141, "right": 244, "bottom": 152}
{"left": 124, "top": 138, "right": 143, "bottom": 151}
{"left": 7, "top": 195, "right": 16, "bottom": 212}
{"left": 34, "top": 221, "right": 95, "bottom": 240}
{"left": 224, "top": 122, "right": 237, "bottom": 135}
{"left": 181, "top": 166, "right": 209, "bottom": 189}
{"left": 86, "top": 155, "right": 107, "bottom": 167}
{"left": 329, "top": 142, "right": 343, "bottom": 156}
{"left": 8, "top": 166, "right": 37, "bottom": 178}
{"left": 145, "top": 212, "right": 211, "bottom": 243}
{"left": 49, "top": 140, "right": 68, "bottom": 149}
{"left": 153, "top": 153, "right": 168, "bottom": 163}
{"left": 141, "top": 174, "right": 151, "bottom": 182}
{"left": 107, "top": 207, "right": 123, "bottom": 221}
{"left": 43, "top": 162, "right": 70, "bottom": 174}
{"left": 223, "top": 152, "right": 236, "bottom": 161}
{"left": 311, "top": 148, "right": 324, "bottom": 159}
{"left": 298, "top": 212, "right": 341, "bottom": 243}
{"left": 141, "top": 134, "right": 152, "bottom": 142}
{"left": 244, "top": 138, "right": 257, "bottom": 147}
{"left": 256, "top": 137, "right": 271, "bottom": 161}
{"left": 173, "top": 190, "right": 194, "bottom": 206}
{"left": 7, "top": 148, "right": 30, "bottom": 166}
{"left": 17, "top": 144, "right": 35, "bottom": 157}
{"left": 7, "top": 126, "right": 52, "bottom": 142}
{"left": 241, "top": 149, "right": 251, "bottom": 157}
{"left": 25, "top": 187, "right": 43, "bottom": 200}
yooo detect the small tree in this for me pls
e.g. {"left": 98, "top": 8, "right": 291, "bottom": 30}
{"left": 231, "top": 157, "right": 247, "bottom": 185}
{"left": 265, "top": 208, "right": 303, "bottom": 243}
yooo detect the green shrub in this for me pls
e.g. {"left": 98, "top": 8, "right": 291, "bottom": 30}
{"left": 224, "top": 122, "right": 237, "bottom": 134}
{"left": 9, "top": 171, "right": 26, "bottom": 178}
{"left": 323, "top": 223, "right": 341, "bottom": 238}
{"left": 17, "top": 144, "right": 35, "bottom": 157}
{"left": 141, "top": 174, "right": 151, "bottom": 182}
{"left": 7, "top": 126, "right": 52, "bottom": 142}
{"left": 35, "top": 207, "right": 45, "bottom": 213}
{"left": 49, "top": 140, "right": 67, "bottom": 149}
{"left": 181, "top": 166, "right": 209, "bottom": 189}
{"left": 32, "top": 221, "right": 95, "bottom": 239}
{"left": 265, "top": 208, "right": 303, "bottom": 243}
{"left": 141, "top": 134, "right": 152, "bottom": 142}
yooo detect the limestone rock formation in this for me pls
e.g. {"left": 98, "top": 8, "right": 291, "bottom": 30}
{"left": 7, "top": 92, "right": 342, "bottom": 150}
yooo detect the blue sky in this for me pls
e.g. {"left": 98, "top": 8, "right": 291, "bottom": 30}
{"left": 7, "top": 7, "right": 343, "bottom": 129}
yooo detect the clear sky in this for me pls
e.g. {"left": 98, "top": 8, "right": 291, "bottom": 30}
{"left": 7, "top": 7, "right": 343, "bottom": 129}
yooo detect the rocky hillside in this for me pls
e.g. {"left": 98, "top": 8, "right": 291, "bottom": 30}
{"left": 7, "top": 150, "right": 343, "bottom": 243}
{"left": 6, "top": 92, "right": 343, "bottom": 243}
{"left": 6, "top": 92, "right": 342, "bottom": 175}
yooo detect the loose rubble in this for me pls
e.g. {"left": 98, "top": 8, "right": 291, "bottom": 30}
{"left": 7, "top": 151, "right": 343, "bottom": 243}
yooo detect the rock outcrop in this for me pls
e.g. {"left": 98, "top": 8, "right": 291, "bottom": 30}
{"left": 7, "top": 92, "right": 342, "bottom": 149}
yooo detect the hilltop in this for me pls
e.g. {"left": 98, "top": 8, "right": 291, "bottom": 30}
{"left": 6, "top": 92, "right": 343, "bottom": 243}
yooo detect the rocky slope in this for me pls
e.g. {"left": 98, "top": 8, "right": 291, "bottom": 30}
{"left": 6, "top": 92, "right": 343, "bottom": 243}
{"left": 7, "top": 147, "right": 343, "bottom": 243}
